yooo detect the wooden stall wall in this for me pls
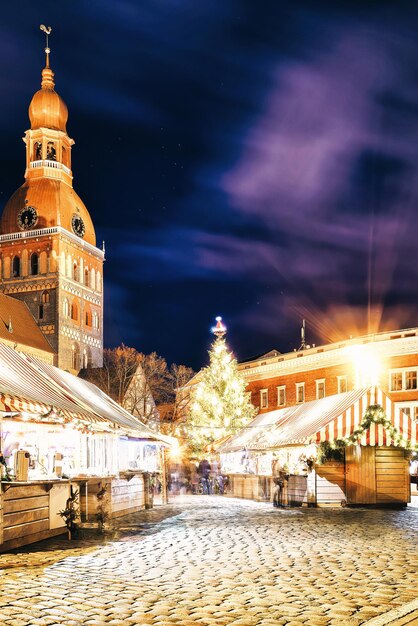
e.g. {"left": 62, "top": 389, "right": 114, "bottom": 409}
{"left": 345, "top": 446, "right": 376, "bottom": 504}
{"left": 111, "top": 475, "right": 145, "bottom": 517}
{"left": 258, "top": 475, "right": 272, "bottom": 501}
{"left": 287, "top": 475, "right": 308, "bottom": 506}
{"left": 375, "top": 447, "right": 410, "bottom": 504}
{"left": 0, "top": 482, "right": 68, "bottom": 552}
{"left": 228, "top": 474, "right": 272, "bottom": 501}
{"left": 316, "top": 446, "right": 410, "bottom": 507}
{"left": 315, "top": 461, "right": 346, "bottom": 507}
{"left": 227, "top": 447, "right": 410, "bottom": 508}
{"left": 75, "top": 478, "right": 112, "bottom": 522}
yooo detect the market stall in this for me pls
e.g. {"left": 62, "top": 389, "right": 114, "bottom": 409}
{"left": 219, "top": 387, "right": 417, "bottom": 507}
{"left": 0, "top": 343, "right": 169, "bottom": 551}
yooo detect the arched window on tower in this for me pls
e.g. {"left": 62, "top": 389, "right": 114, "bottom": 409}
{"left": 39, "top": 290, "right": 50, "bottom": 321}
{"left": 12, "top": 256, "right": 20, "bottom": 278}
{"left": 33, "top": 141, "right": 42, "bottom": 161}
{"left": 84, "top": 267, "right": 89, "bottom": 286}
{"left": 63, "top": 298, "right": 69, "bottom": 317}
{"left": 30, "top": 253, "right": 39, "bottom": 276}
{"left": 62, "top": 146, "right": 69, "bottom": 167}
{"left": 90, "top": 268, "right": 96, "bottom": 290}
{"left": 70, "top": 300, "right": 79, "bottom": 321}
{"left": 72, "top": 344, "right": 80, "bottom": 370}
{"left": 92, "top": 311, "right": 99, "bottom": 330}
{"left": 73, "top": 261, "right": 79, "bottom": 282}
{"left": 85, "top": 305, "right": 92, "bottom": 327}
{"left": 46, "top": 141, "right": 56, "bottom": 161}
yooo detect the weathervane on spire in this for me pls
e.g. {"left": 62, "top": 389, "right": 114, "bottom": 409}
{"left": 212, "top": 316, "right": 227, "bottom": 338}
{"left": 40, "top": 25, "right": 52, "bottom": 66}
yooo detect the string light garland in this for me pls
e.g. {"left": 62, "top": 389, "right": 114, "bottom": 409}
{"left": 317, "top": 404, "right": 418, "bottom": 463}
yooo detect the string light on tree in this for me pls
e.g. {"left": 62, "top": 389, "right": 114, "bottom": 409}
{"left": 187, "top": 316, "right": 258, "bottom": 456}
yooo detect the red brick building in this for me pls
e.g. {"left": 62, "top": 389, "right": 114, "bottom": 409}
{"left": 239, "top": 327, "right": 418, "bottom": 423}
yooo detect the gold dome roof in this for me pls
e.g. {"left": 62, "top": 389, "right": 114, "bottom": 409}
{"left": 1, "top": 179, "right": 96, "bottom": 246}
{"left": 29, "top": 66, "right": 68, "bottom": 132}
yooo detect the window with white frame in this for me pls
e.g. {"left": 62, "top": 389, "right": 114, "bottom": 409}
{"left": 260, "top": 389, "right": 268, "bottom": 409}
{"left": 316, "top": 379, "right": 325, "bottom": 400}
{"left": 395, "top": 402, "right": 418, "bottom": 422}
{"left": 337, "top": 376, "right": 348, "bottom": 394}
{"left": 406, "top": 370, "right": 417, "bottom": 390}
{"left": 389, "top": 368, "right": 418, "bottom": 392}
{"left": 277, "top": 386, "right": 286, "bottom": 407}
{"left": 296, "top": 383, "right": 305, "bottom": 404}
{"left": 390, "top": 372, "right": 403, "bottom": 391}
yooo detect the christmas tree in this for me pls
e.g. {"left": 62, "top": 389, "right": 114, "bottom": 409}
{"left": 187, "top": 317, "right": 258, "bottom": 456}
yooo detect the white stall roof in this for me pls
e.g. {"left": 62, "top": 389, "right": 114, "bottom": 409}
{"left": 219, "top": 386, "right": 418, "bottom": 451}
{"left": 0, "top": 343, "right": 166, "bottom": 441}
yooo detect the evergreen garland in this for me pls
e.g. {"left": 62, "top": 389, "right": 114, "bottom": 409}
{"left": 317, "top": 404, "right": 418, "bottom": 463}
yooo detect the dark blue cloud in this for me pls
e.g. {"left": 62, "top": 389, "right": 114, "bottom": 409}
{"left": 2, "top": 2, "right": 418, "bottom": 367}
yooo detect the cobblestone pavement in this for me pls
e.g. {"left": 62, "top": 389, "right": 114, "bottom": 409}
{"left": 0, "top": 496, "right": 417, "bottom": 626}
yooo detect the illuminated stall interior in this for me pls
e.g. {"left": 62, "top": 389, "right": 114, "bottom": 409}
{"left": 0, "top": 343, "right": 169, "bottom": 551}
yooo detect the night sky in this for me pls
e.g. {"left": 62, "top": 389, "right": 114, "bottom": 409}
{"left": 2, "top": 2, "right": 418, "bottom": 369}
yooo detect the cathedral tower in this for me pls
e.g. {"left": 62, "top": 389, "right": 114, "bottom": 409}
{"left": 0, "top": 38, "right": 104, "bottom": 372}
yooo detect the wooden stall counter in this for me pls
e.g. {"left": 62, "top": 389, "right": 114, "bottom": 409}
{"left": 113, "top": 471, "right": 146, "bottom": 517}
{"left": 71, "top": 472, "right": 147, "bottom": 521}
{"left": 227, "top": 474, "right": 272, "bottom": 502}
{"left": 71, "top": 476, "right": 113, "bottom": 523}
{"left": 0, "top": 479, "right": 70, "bottom": 552}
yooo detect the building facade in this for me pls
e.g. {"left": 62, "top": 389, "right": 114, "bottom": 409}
{"left": 0, "top": 292, "right": 54, "bottom": 364}
{"left": 239, "top": 327, "right": 418, "bottom": 423}
{"left": 0, "top": 49, "right": 104, "bottom": 373}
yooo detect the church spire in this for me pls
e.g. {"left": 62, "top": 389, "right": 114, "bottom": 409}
{"left": 29, "top": 25, "right": 68, "bottom": 133}
{"left": 40, "top": 25, "right": 52, "bottom": 68}
{"left": 39, "top": 25, "right": 54, "bottom": 90}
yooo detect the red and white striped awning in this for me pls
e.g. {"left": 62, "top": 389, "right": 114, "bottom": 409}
{"left": 219, "top": 386, "right": 418, "bottom": 451}
{"left": 0, "top": 343, "right": 165, "bottom": 440}
{"left": 314, "top": 386, "right": 418, "bottom": 447}
{"left": 0, "top": 344, "right": 78, "bottom": 418}
{"left": 26, "top": 355, "right": 159, "bottom": 435}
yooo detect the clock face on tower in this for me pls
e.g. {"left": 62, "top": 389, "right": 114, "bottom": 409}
{"left": 72, "top": 214, "right": 85, "bottom": 238}
{"left": 17, "top": 205, "right": 38, "bottom": 230}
